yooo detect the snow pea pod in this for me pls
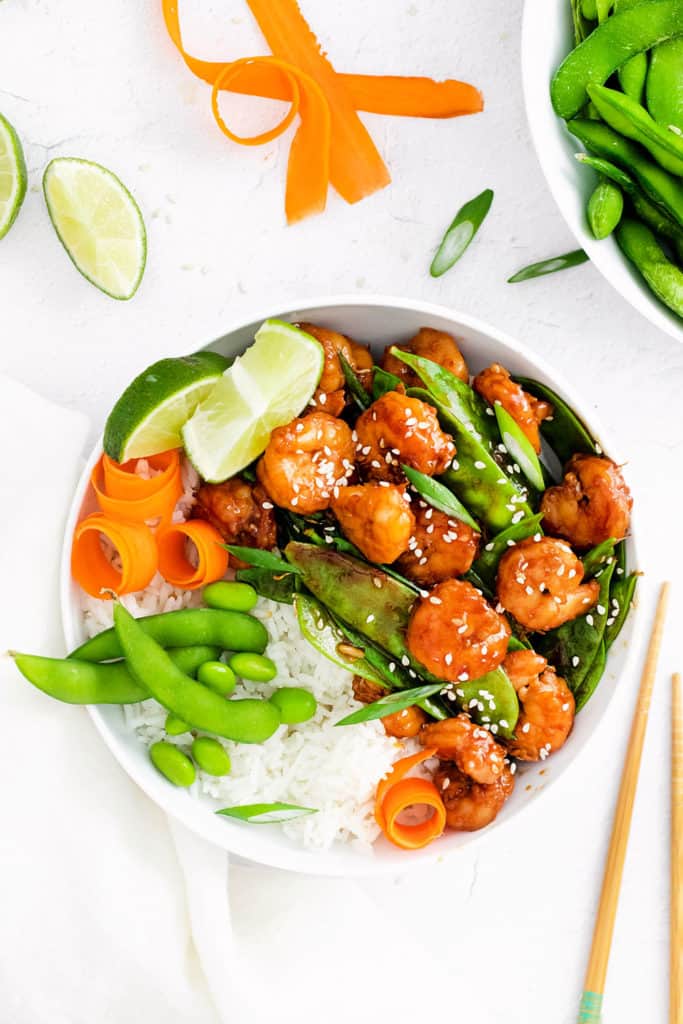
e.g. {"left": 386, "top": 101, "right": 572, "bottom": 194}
{"left": 605, "top": 541, "right": 639, "bottom": 649}
{"left": 409, "top": 387, "right": 533, "bottom": 534}
{"left": 551, "top": 0, "right": 683, "bottom": 120}
{"left": 372, "top": 366, "right": 402, "bottom": 401}
{"left": 12, "top": 645, "right": 220, "bottom": 705}
{"left": 430, "top": 188, "right": 494, "bottom": 277}
{"left": 113, "top": 605, "right": 281, "bottom": 743}
{"left": 536, "top": 558, "right": 615, "bottom": 694}
{"left": 616, "top": 218, "right": 683, "bottom": 317}
{"left": 472, "top": 513, "right": 544, "bottom": 589}
{"left": 574, "top": 640, "right": 607, "bottom": 711}
{"left": 295, "top": 593, "right": 389, "bottom": 688}
{"left": 587, "top": 84, "right": 683, "bottom": 176}
{"left": 70, "top": 608, "right": 268, "bottom": 663}
{"left": 452, "top": 667, "right": 519, "bottom": 739}
{"left": 647, "top": 37, "right": 683, "bottom": 133}
{"left": 587, "top": 178, "right": 624, "bottom": 238}
{"left": 234, "top": 567, "right": 298, "bottom": 604}
{"left": 338, "top": 352, "right": 371, "bottom": 411}
{"left": 568, "top": 118, "right": 683, "bottom": 227}
{"left": 582, "top": 538, "right": 617, "bottom": 578}
{"left": 513, "top": 376, "right": 597, "bottom": 464}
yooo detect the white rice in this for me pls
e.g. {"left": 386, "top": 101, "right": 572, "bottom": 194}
{"left": 79, "top": 456, "right": 413, "bottom": 851}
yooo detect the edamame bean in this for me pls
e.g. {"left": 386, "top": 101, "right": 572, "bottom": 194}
{"left": 587, "top": 179, "right": 623, "bottom": 239}
{"left": 269, "top": 687, "right": 317, "bottom": 724}
{"left": 616, "top": 218, "right": 683, "bottom": 318}
{"left": 165, "top": 713, "right": 192, "bottom": 736}
{"left": 191, "top": 736, "right": 232, "bottom": 776}
{"left": 149, "top": 741, "right": 196, "bottom": 787}
{"left": 203, "top": 581, "right": 258, "bottom": 613}
{"left": 229, "top": 652, "right": 277, "bottom": 683}
{"left": 197, "top": 661, "right": 237, "bottom": 696}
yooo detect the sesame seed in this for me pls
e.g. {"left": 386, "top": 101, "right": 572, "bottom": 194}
{"left": 401, "top": 655, "right": 410, "bottom": 667}
{"left": 571, "top": 655, "right": 580, "bottom": 667}
{"left": 484, "top": 542, "right": 494, "bottom": 552}
{"left": 597, "top": 604, "right": 605, "bottom": 615}
{"left": 586, "top": 614, "right": 594, "bottom": 626}
{"left": 522, "top": 723, "right": 530, "bottom": 733}
{"left": 474, "top": 460, "right": 486, "bottom": 470}
{"left": 262, "top": 501, "right": 274, "bottom": 510}
{"left": 458, "top": 672, "right": 469, "bottom": 681}
{"left": 445, "top": 653, "right": 453, "bottom": 666}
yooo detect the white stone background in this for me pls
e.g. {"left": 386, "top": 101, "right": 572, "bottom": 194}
{"left": 1, "top": 1, "right": 682, "bottom": 1021}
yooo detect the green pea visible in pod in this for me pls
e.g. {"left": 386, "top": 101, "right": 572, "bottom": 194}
{"left": 587, "top": 84, "right": 683, "bottom": 177}
{"left": 149, "top": 741, "right": 196, "bottom": 787}
{"left": 165, "top": 713, "right": 192, "bottom": 736}
{"left": 587, "top": 178, "right": 624, "bottom": 239}
{"left": 191, "top": 736, "right": 232, "bottom": 776}
{"left": 202, "top": 581, "right": 258, "bottom": 613}
{"left": 229, "top": 652, "right": 277, "bottom": 683}
{"left": 646, "top": 37, "right": 683, "bottom": 134}
{"left": 269, "top": 687, "right": 317, "bottom": 724}
{"left": 197, "top": 660, "right": 237, "bottom": 696}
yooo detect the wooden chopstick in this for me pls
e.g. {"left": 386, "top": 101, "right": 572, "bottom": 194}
{"left": 672, "top": 673, "right": 682, "bottom": 1024}
{"left": 578, "top": 581, "right": 671, "bottom": 1023}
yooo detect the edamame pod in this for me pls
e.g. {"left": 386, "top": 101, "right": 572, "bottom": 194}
{"left": 587, "top": 84, "right": 683, "bottom": 176}
{"left": 587, "top": 178, "right": 624, "bottom": 238}
{"left": 618, "top": 53, "right": 648, "bottom": 103}
{"left": 70, "top": 607, "right": 268, "bottom": 662}
{"left": 616, "top": 218, "right": 683, "bottom": 317}
{"left": 113, "top": 605, "right": 280, "bottom": 743}
{"left": 12, "top": 645, "right": 220, "bottom": 705}
{"left": 551, "top": 0, "right": 683, "bottom": 120}
{"left": 150, "top": 741, "right": 196, "bottom": 787}
{"left": 647, "top": 37, "right": 683, "bottom": 133}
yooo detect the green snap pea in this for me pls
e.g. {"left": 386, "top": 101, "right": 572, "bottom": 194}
{"left": 574, "top": 640, "right": 607, "bottom": 712}
{"left": 551, "top": 0, "right": 683, "bottom": 120}
{"left": 472, "top": 514, "right": 544, "bottom": 589}
{"left": 295, "top": 593, "right": 389, "bottom": 688}
{"left": 616, "top": 218, "right": 683, "bottom": 317}
{"left": 224, "top": 546, "right": 301, "bottom": 574}
{"left": 512, "top": 377, "right": 596, "bottom": 464}
{"left": 202, "top": 581, "right": 258, "bottom": 613}
{"left": 587, "top": 178, "right": 624, "bottom": 238}
{"left": 12, "top": 645, "right": 220, "bottom": 706}
{"left": 647, "top": 37, "right": 683, "bottom": 133}
{"left": 234, "top": 567, "right": 298, "bottom": 605}
{"left": 191, "top": 736, "right": 232, "bottom": 776}
{"left": 70, "top": 608, "right": 267, "bottom": 663}
{"left": 605, "top": 566, "right": 639, "bottom": 650}
{"left": 372, "top": 366, "right": 402, "bottom": 401}
{"left": 197, "top": 660, "right": 237, "bottom": 696}
{"left": 587, "top": 84, "right": 683, "bottom": 176}
{"left": 430, "top": 188, "right": 494, "bottom": 277}
{"left": 229, "top": 652, "right": 277, "bottom": 683}
{"left": 165, "top": 713, "right": 192, "bottom": 736}
{"left": 149, "top": 741, "right": 196, "bottom": 787}
{"left": 338, "top": 351, "right": 371, "bottom": 411}
{"left": 454, "top": 667, "right": 520, "bottom": 738}
{"left": 568, "top": 118, "right": 683, "bottom": 228}
{"left": 619, "top": 52, "right": 648, "bottom": 103}
{"left": 269, "top": 687, "right": 317, "bottom": 724}
{"left": 582, "top": 539, "right": 616, "bottom": 579}
{"left": 113, "top": 605, "right": 281, "bottom": 743}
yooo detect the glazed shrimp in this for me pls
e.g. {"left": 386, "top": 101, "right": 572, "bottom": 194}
{"left": 256, "top": 411, "right": 355, "bottom": 514}
{"left": 420, "top": 714, "right": 507, "bottom": 783}
{"left": 473, "top": 363, "right": 553, "bottom": 453}
{"left": 331, "top": 482, "right": 415, "bottom": 564}
{"left": 395, "top": 500, "right": 480, "bottom": 585}
{"left": 381, "top": 327, "right": 469, "bottom": 386}
{"left": 355, "top": 391, "right": 455, "bottom": 482}
{"left": 300, "top": 323, "right": 373, "bottom": 415}
{"left": 541, "top": 454, "right": 632, "bottom": 548}
{"left": 193, "top": 477, "right": 277, "bottom": 561}
{"left": 496, "top": 536, "right": 599, "bottom": 631}
{"left": 432, "top": 761, "right": 515, "bottom": 832}
{"left": 406, "top": 578, "right": 510, "bottom": 682}
{"left": 503, "top": 650, "right": 575, "bottom": 762}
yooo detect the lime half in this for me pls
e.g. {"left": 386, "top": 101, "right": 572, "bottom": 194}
{"left": 104, "top": 351, "right": 230, "bottom": 462}
{"left": 182, "top": 320, "right": 324, "bottom": 483}
{"left": 43, "top": 157, "right": 146, "bottom": 300}
{"left": 0, "top": 113, "right": 27, "bottom": 240}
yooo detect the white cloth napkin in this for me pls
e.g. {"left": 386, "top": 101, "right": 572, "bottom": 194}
{"left": 0, "top": 376, "right": 436, "bottom": 1024}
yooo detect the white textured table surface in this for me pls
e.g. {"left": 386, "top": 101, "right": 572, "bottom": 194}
{"left": 2, "top": 2, "right": 683, "bottom": 1021}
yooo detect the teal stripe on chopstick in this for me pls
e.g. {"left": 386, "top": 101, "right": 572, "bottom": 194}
{"left": 578, "top": 990, "right": 603, "bottom": 1022}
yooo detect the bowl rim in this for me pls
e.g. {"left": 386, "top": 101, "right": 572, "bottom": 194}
{"left": 520, "top": 0, "right": 683, "bottom": 344}
{"left": 60, "top": 292, "right": 641, "bottom": 877}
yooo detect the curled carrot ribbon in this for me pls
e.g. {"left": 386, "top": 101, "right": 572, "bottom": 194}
{"left": 91, "top": 451, "right": 183, "bottom": 525}
{"left": 162, "top": 0, "right": 483, "bottom": 222}
{"left": 72, "top": 515, "right": 159, "bottom": 598}
{"left": 375, "top": 747, "right": 446, "bottom": 850}
{"left": 157, "top": 521, "right": 230, "bottom": 590}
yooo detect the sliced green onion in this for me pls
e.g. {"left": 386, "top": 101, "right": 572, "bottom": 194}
{"left": 216, "top": 802, "right": 317, "bottom": 823}
{"left": 493, "top": 404, "right": 545, "bottom": 491}
{"left": 338, "top": 351, "right": 371, "bottom": 410}
{"left": 402, "top": 463, "right": 480, "bottom": 532}
{"left": 224, "top": 546, "right": 301, "bottom": 574}
{"left": 336, "top": 683, "right": 445, "bottom": 726}
{"left": 430, "top": 188, "right": 494, "bottom": 277}
{"left": 507, "top": 249, "right": 588, "bottom": 283}
{"left": 372, "top": 366, "right": 402, "bottom": 400}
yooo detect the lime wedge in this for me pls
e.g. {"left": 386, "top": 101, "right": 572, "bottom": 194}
{"left": 182, "top": 320, "right": 324, "bottom": 483}
{"left": 104, "top": 352, "right": 230, "bottom": 462}
{"left": 43, "top": 157, "right": 146, "bottom": 300}
{"left": 0, "top": 112, "right": 27, "bottom": 240}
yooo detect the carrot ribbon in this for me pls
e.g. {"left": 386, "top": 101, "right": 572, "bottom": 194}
{"left": 91, "top": 450, "right": 183, "bottom": 525}
{"left": 161, "top": 0, "right": 483, "bottom": 221}
{"left": 72, "top": 515, "right": 159, "bottom": 598}
{"left": 157, "top": 521, "right": 230, "bottom": 590}
{"left": 375, "top": 747, "right": 446, "bottom": 850}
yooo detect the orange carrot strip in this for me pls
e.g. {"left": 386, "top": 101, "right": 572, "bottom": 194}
{"left": 244, "top": 0, "right": 391, "bottom": 204}
{"left": 381, "top": 777, "right": 447, "bottom": 850}
{"left": 375, "top": 746, "right": 437, "bottom": 829}
{"left": 72, "top": 515, "right": 158, "bottom": 598}
{"left": 156, "top": 521, "right": 229, "bottom": 590}
{"left": 92, "top": 452, "right": 182, "bottom": 525}
{"left": 211, "top": 58, "right": 330, "bottom": 222}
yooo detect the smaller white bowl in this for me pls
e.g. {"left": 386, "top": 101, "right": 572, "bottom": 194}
{"left": 521, "top": 0, "right": 683, "bottom": 343}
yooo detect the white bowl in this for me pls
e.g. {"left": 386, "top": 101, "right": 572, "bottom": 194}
{"left": 60, "top": 295, "right": 639, "bottom": 877}
{"left": 521, "top": 0, "right": 683, "bottom": 343}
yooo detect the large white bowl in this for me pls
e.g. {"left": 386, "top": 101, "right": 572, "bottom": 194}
{"left": 61, "top": 296, "right": 639, "bottom": 877}
{"left": 522, "top": 0, "right": 683, "bottom": 343}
